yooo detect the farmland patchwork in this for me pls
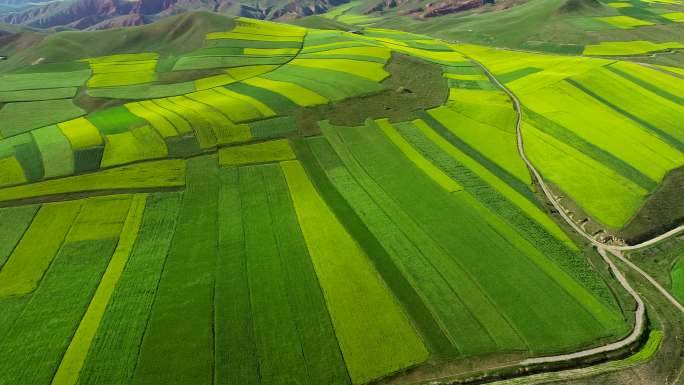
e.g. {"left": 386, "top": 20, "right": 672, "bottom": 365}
{"left": 0, "top": 15, "right": 681, "bottom": 385}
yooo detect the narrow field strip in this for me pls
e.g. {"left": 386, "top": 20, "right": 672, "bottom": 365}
{"left": 206, "top": 31, "right": 303, "bottom": 42}
{"left": 195, "top": 74, "right": 237, "bottom": 91}
{"left": 238, "top": 165, "right": 322, "bottom": 384}
{"left": 261, "top": 164, "right": 351, "bottom": 384}
{"left": 86, "top": 82, "right": 195, "bottom": 100}
{"left": 132, "top": 156, "right": 218, "bottom": 385}
{"left": 262, "top": 66, "right": 383, "bottom": 101}
{"left": 566, "top": 78, "right": 684, "bottom": 153}
{"left": 232, "top": 17, "right": 306, "bottom": 37}
{"left": 522, "top": 108, "right": 657, "bottom": 192}
{"left": 216, "top": 88, "right": 275, "bottom": 118}
{"left": 520, "top": 120, "right": 648, "bottom": 229}
{"left": 225, "top": 82, "right": 300, "bottom": 112}
{"left": 187, "top": 89, "right": 263, "bottom": 123}
{"left": 157, "top": 96, "right": 215, "bottom": 145}
{"left": 324, "top": 122, "right": 626, "bottom": 354}
{"left": 58, "top": 117, "right": 104, "bottom": 150}
{"left": 606, "top": 62, "right": 684, "bottom": 106}
{"left": 0, "top": 70, "right": 91, "bottom": 92}
{"left": 100, "top": 126, "right": 168, "bottom": 168}
{"left": 395, "top": 122, "right": 619, "bottom": 307}
{"left": 172, "top": 55, "right": 290, "bottom": 71}
{"left": 596, "top": 15, "right": 655, "bottom": 28}
{"left": 418, "top": 110, "right": 538, "bottom": 205}
{"left": 0, "top": 87, "right": 77, "bottom": 103}
{"left": 0, "top": 201, "right": 83, "bottom": 298}
{"left": 241, "top": 77, "right": 329, "bottom": 106}
{"left": 583, "top": 41, "right": 684, "bottom": 56}
{"left": 85, "top": 106, "right": 147, "bottom": 136}
{"left": 244, "top": 47, "right": 300, "bottom": 55}
{"left": 0, "top": 205, "right": 39, "bottom": 269}
{"left": 238, "top": 165, "right": 309, "bottom": 385}
{"left": 437, "top": 93, "right": 531, "bottom": 185}
{"left": 51, "top": 194, "right": 146, "bottom": 385}
{"left": 295, "top": 137, "right": 458, "bottom": 357}
{"left": 282, "top": 159, "right": 429, "bottom": 384}
{"left": 125, "top": 102, "right": 179, "bottom": 138}
{"left": 219, "top": 139, "right": 295, "bottom": 167}
{"left": 83, "top": 53, "right": 159, "bottom": 88}
{"left": 321, "top": 124, "right": 526, "bottom": 354}
{"left": 0, "top": 156, "right": 27, "bottom": 188}
{"left": 74, "top": 193, "right": 182, "bottom": 385}
{"left": 215, "top": 167, "right": 259, "bottom": 385}
{"left": 289, "top": 58, "right": 389, "bottom": 82}
{"left": 0, "top": 159, "right": 185, "bottom": 204}
{"left": 249, "top": 116, "right": 299, "bottom": 139}
{"left": 375, "top": 119, "right": 463, "bottom": 193}
{"left": 147, "top": 100, "right": 194, "bottom": 135}
{"left": 32, "top": 125, "right": 75, "bottom": 179}
{"left": 0, "top": 195, "right": 130, "bottom": 385}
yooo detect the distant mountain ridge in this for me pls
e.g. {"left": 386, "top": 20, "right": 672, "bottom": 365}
{"left": 0, "top": 0, "right": 353, "bottom": 29}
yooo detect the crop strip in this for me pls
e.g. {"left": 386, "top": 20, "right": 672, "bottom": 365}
{"left": 0, "top": 205, "right": 39, "bottom": 269}
{"left": 0, "top": 159, "right": 185, "bottom": 205}
{"left": 74, "top": 192, "right": 182, "bottom": 385}
{"left": 294, "top": 137, "right": 457, "bottom": 357}
{"left": 131, "top": 156, "right": 218, "bottom": 385}
{"left": 125, "top": 103, "right": 179, "bottom": 138}
{"left": 51, "top": 194, "right": 147, "bottom": 385}
{"left": 416, "top": 110, "right": 538, "bottom": 205}
{"left": 0, "top": 196, "right": 129, "bottom": 385}
{"left": 282, "top": 159, "right": 429, "bottom": 384}
{"left": 264, "top": 163, "right": 351, "bottom": 384}
{"left": 320, "top": 124, "right": 527, "bottom": 353}
{"left": 32, "top": 125, "right": 75, "bottom": 179}
{"left": 395, "top": 122, "right": 619, "bottom": 308}
{"left": 238, "top": 164, "right": 311, "bottom": 384}
{"left": 375, "top": 119, "right": 463, "bottom": 193}
{"left": 566, "top": 79, "right": 684, "bottom": 153}
{"left": 605, "top": 64, "right": 684, "bottom": 105}
{"left": 0, "top": 201, "right": 83, "bottom": 297}
{"left": 214, "top": 167, "right": 259, "bottom": 385}
{"left": 325, "top": 121, "right": 623, "bottom": 353}
{"left": 145, "top": 100, "right": 194, "bottom": 135}
{"left": 522, "top": 108, "right": 656, "bottom": 191}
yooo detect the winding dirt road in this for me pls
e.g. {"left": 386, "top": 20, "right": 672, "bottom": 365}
{"left": 465, "top": 54, "right": 684, "bottom": 368}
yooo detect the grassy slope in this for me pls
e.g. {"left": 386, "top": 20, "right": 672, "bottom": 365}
{"left": 0, "top": 12, "right": 235, "bottom": 73}
{"left": 372, "top": 0, "right": 684, "bottom": 57}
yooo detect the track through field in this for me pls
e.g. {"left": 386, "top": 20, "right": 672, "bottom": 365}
{"left": 462, "top": 51, "right": 684, "bottom": 368}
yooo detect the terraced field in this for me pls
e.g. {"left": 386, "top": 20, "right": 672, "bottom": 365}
{"left": 0, "top": 13, "right": 682, "bottom": 385}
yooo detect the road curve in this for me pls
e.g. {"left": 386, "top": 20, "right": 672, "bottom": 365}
{"left": 463, "top": 55, "right": 684, "bottom": 367}
{"left": 521, "top": 247, "right": 646, "bottom": 365}
{"left": 609, "top": 249, "right": 684, "bottom": 314}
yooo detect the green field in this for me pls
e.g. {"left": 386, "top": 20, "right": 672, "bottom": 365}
{"left": 0, "top": 12, "right": 681, "bottom": 385}
{"left": 460, "top": 45, "right": 684, "bottom": 229}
